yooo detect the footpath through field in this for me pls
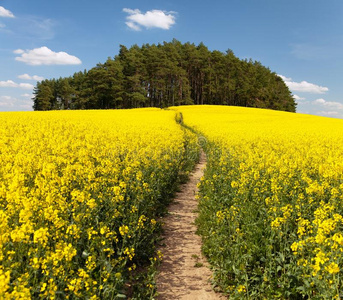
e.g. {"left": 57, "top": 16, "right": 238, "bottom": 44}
{"left": 156, "top": 151, "right": 225, "bottom": 299}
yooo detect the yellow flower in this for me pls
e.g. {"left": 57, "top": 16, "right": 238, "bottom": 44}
{"left": 119, "top": 225, "right": 129, "bottom": 237}
{"left": 326, "top": 262, "right": 340, "bottom": 274}
{"left": 237, "top": 285, "right": 246, "bottom": 293}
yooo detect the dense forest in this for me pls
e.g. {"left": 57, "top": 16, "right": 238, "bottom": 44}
{"left": 32, "top": 39, "right": 296, "bottom": 112}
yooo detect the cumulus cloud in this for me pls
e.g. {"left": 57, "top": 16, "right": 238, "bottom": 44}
{"left": 123, "top": 8, "right": 176, "bottom": 31}
{"left": 279, "top": 75, "right": 292, "bottom": 82}
{"left": 0, "top": 96, "right": 12, "bottom": 101}
{"left": 19, "top": 83, "right": 35, "bottom": 89}
{"left": 0, "top": 80, "right": 34, "bottom": 90}
{"left": 318, "top": 111, "right": 339, "bottom": 116}
{"left": 288, "top": 81, "right": 329, "bottom": 94}
{"left": 0, "top": 96, "right": 32, "bottom": 111}
{"left": 293, "top": 94, "right": 306, "bottom": 101}
{"left": 14, "top": 46, "right": 82, "bottom": 66}
{"left": 21, "top": 93, "right": 32, "bottom": 98}
{"left": 278, "top": 75, "right": 329, "bottom": 94}
{"left": 18, "top": 74, "right": 44, "bottom": 81}
{"left": 0, "top": 95, "right": 15, "bottom": 107}
{"left": 14, "top": 49, "right": 24, "bottom": 54}
{"left": 0, "top": 102, "right": 12, "bottom": 107}
{"left": 0, "top": 80, "right": 17, "bottom": 88}
{"left": 0, "top": 6, "right": 14, "bottom": 18}
{"left": 313, "top": 98, "right": 343, "bottom": 110}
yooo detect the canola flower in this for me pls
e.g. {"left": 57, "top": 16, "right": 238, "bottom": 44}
{"left": 178, "top": 105, "right": 343, "bottom": 299}
{"left": 0, "top": 108, "right": 198, "bottom": 299}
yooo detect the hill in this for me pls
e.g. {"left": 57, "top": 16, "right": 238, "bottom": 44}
{"left": 32, "top": 39, "right": 296, "bottom": 112}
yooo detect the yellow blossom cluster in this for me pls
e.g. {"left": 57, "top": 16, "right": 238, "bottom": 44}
{"left": 0, "top": 108, "right": 197, "bottom": 299}
{"left": 178, "top": 105, "right": 343, "bottom": 299}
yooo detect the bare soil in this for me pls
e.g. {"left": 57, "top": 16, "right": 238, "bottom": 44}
{"left": 156, "top": 151, "right": 225, "bottom": 299}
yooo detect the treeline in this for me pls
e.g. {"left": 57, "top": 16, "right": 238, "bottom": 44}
{"left": 32, "top": 39, "right": 296, "bottom": 112}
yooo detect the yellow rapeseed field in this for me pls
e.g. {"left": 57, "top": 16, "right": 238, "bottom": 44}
{"left": 178, "top": 105, "right": 343, "bottom": 299}
{"left": 2, "top": 105, "right": 343, "bottom": 299}
{"left": 0, "top": 108, "right": 197, "bottom": 299}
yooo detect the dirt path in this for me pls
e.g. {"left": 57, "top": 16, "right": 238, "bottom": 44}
{"left": 156, "top": 151, "right": 225, "bottom": 300}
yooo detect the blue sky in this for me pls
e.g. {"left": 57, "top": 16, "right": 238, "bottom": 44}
{"left": 1, "top": 0, "right": 343, "bottom": 117}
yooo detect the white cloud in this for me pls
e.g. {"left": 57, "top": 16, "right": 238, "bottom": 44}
{"left": 288, "top": 81, "right": 329, "bottom": 94}
{"left": 318, "top": 111, "right": 339, "bottom": 116}
{"left": 0, "top": 96, "right": 33, "bottom": 111}
{"left": 279, "top": 75, "right": 292, "bottom": 82}
{"left": 123, "top": 8, "right": 176, "bottom": 31}
{"left": 126, "top": 21, "right": 141, "bottom": 31}
{"left": 19, "top": 103, "right": 32, "bottom": 110}
{"left": 0, "top": 102, "right": 12, "bottom": 107}
{"left": 19, "top": 83, "right": 35, "bottom": 90}
{"left": 13, "top": 49, "right": 24, "bottom": 54}
{"left": 0, "top": 96, "right": 14, "bottom": 107}
{"left": 279, "top": 75, "right": 329, "bottom": 94}
{"left": 0, "top": 80, "right": 34, "bottom": 90}
{"left": 0, "top": 96, "right": 12, "bottom": 101}
{"left": 18, "top": 74, "right": 44, "bottom": 81}
{"left": 313, "top": 98, "right": 343, "bottom": 110}
{"left": 14, "top": 46, "right": 82, "bottom": 66}
{"left": 21, "top": 93, "right": 32, "bottom": 98}
{"left": 0, "top": 80, "right": 17, "bottom": 88}
{"left": 0, "top": 6, "right": 14, "bottom": 18}
{"left": 293, "top": 94, "right": 305, "bottom": 101}
{"left": 314, "top": 98, "right": 326, "bottom": 105}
